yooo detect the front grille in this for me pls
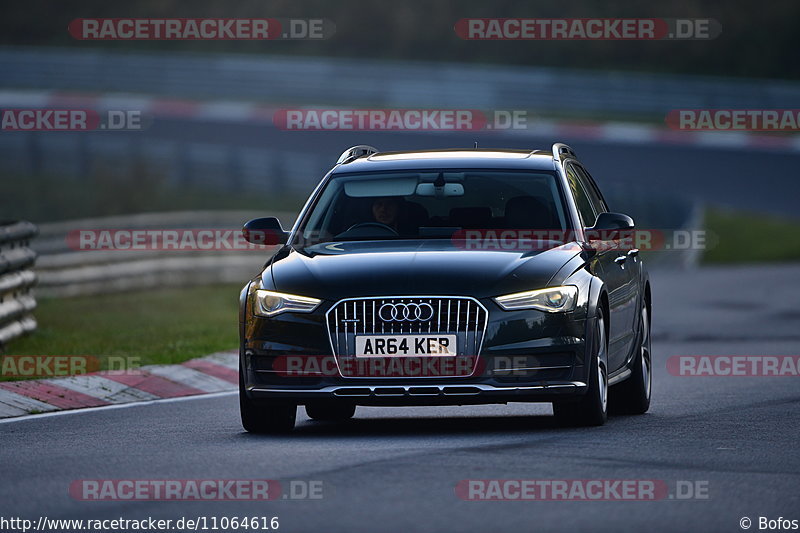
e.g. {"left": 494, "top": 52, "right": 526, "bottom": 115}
{"left": 325, "top": 296, "right": 488, "bottom": 358}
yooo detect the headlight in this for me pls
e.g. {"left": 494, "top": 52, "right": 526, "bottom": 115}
{"left": 254, "top": 289, "right": 321, "bottom": 317}
{"left": 494, "top": 286, "right": 578, "bottom": 313}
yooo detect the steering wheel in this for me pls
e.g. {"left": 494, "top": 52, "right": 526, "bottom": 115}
{"left": 344, "top": 222, "right": 399, "bottom": 236}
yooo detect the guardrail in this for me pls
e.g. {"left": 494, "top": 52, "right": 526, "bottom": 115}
{"left": 34, "top": 211, "right": 294, "bottom": 297}
{"left": 0, "top": 221, "right": 38, "bottom": 349}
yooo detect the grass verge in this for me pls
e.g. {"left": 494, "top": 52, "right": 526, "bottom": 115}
{"left": 703, "top": 208, "right": 800, "bottom": 264}
{"left": 2, "top": 284, "right": 240, "bottom": 381}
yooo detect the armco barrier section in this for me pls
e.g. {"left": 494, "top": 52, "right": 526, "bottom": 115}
{"left": 0, "top": 221, "right": 37, "bottom": 348}
{"left": 33, "top": 211, "right": 294, "bottom": 297}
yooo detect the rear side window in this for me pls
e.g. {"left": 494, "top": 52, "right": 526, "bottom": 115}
{"left": 566, "top": 164, "right": 597, "bottom": 227}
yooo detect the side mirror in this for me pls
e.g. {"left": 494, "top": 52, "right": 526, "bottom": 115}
{"left": 242, "top": 217, "right": 289, "bottom": 245}
{"left": 584, "top": 212, "right": 634, "bottom": 241}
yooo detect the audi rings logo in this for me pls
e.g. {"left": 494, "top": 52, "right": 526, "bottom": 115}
{"left": 378, "top": 303, "right": 435, "bottom": 322}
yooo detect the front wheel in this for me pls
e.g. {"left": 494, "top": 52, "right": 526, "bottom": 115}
{"left": 553, "top": 308, "right": 608, "bottom": 426}
{"left": 240, "top": 365, "right": 296, "bottom": 434}
{"left": 610, "top": 303, "right": 651, "bottom": 415}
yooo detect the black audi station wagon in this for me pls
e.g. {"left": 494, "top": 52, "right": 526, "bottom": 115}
{"left": 238, "top": 144, "right": 652, "bottom": 432}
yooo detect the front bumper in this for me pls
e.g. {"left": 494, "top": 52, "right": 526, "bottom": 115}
{"left": 241, "top": 296, "right": 594, "bottom": 406}
{"left": 248, "top": 381, "right": 587, "bottom": 406}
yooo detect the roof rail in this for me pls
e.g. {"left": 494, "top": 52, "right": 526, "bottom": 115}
{"left": 337, "top": 145, "right": 379, "bottom": 165}
{"left": 551, "top": 143, "right": 577, "bottom": 163}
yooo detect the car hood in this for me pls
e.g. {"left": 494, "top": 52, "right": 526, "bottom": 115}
{"left": 267, "top": 240, "right": 583, "bottom": 301}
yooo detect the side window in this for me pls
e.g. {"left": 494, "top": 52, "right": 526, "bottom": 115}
{"left": 575, "top": 165, "right": 608, "bottom": 214}
{"left": 566, "top": 164, "right": 597, "bottom": 227}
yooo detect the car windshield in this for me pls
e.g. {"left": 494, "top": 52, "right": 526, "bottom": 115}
{"left": 294, "top": 170, "right": 569, "bottom": 246}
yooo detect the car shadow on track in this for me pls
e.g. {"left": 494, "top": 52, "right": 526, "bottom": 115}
{"left": 234, "top": 408, "right": 656, "bottom": 439}
{"left": 236, "top": 413, "right": 615, "bottom": 439}
{"left": 299, "top": 415, "right": 563, "bottom": 436}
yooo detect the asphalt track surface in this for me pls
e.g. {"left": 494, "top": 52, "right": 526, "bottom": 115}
{"left": 1, "top": 263, "right": 799, "bottom": 533}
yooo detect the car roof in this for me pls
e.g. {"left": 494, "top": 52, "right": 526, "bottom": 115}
{"left": 331, "top": 149, "right": 557, "bottom": 173}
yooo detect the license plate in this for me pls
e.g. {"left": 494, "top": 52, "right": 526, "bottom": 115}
{"left": 355, "top": 335, "right": 457, "bottom": 357}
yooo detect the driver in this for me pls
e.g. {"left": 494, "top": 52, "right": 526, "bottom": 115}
{"left": 371, "top": 197, "right": 402, "bottom": 229}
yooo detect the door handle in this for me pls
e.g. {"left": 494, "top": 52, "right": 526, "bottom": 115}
{"left": 614, "top": 255, "right": 627, "bottom": 265}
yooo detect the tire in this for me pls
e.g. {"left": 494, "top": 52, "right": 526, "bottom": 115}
{"left": 553, "top": 307, "right": 608, "bottom": 427}
{"left": 239, "top": 364, "right": 296, "bottom": 434}
{"left": 305, "top": 402, "right": 356, "bottom": 421}
{"left": 610, "top": 302, "right": 652, "bottom": 415}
